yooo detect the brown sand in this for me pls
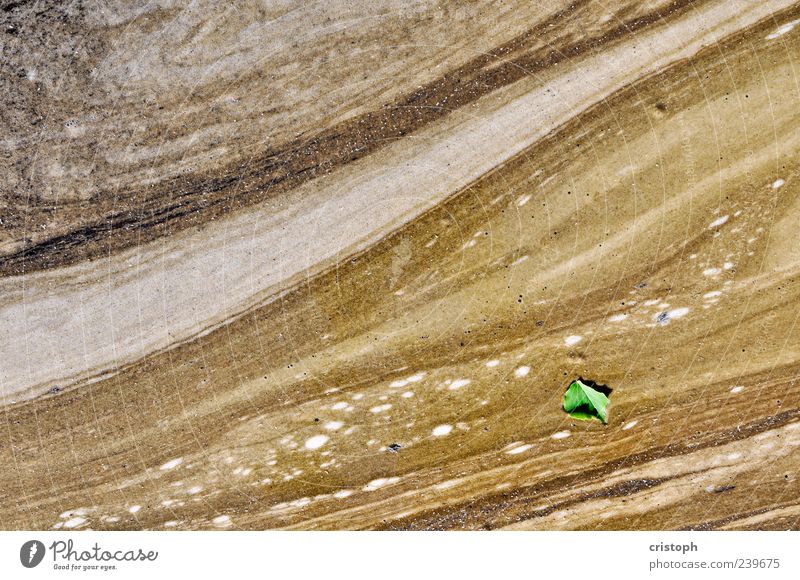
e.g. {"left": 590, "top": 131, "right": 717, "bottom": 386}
{"left": 0, "top": 0, "right": 798, "bottom": 530}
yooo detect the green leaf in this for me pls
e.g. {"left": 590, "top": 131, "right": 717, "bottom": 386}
{"left": 562, "top": 379, "right": 610, "bottom": 423}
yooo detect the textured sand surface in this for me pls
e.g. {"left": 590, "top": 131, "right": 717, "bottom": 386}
{"left": 0, "top": 0, "right": 799, "bottom": 530}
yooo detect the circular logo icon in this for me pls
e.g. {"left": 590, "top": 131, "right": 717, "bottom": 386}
{"left": 20, "top": 540, "right": 46, "bottom": 568}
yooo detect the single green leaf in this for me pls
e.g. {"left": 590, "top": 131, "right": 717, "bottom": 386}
{"left": 562, "top": 379, "right": 610, "bottom": 423}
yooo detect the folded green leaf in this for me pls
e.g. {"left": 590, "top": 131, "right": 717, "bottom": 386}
{"left": 562, "top": 379, "right": 609, "bottom": 423}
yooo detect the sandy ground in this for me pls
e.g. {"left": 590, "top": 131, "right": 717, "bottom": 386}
{"left": 0, "top": 0, "right": 799, "bottom": 530}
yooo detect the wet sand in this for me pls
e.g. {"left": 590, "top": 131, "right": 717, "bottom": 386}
{"left": 0, "top": 0, "right": 798, "bottom": 530}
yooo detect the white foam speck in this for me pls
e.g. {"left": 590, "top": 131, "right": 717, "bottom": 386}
{"left": 703, "top": 268, "right": 721, "bottom": 276}
{"left": 622, "top": 420, "right": 638, "bottom": 430}
{"left": 304, "top": 435, "right": 330, "bottom": 450}
{"left": 708, "top": 215, "right": 729, "bottom": 229}
{"left": 723, "top": 262, "right": 734, "bottom": 270}
{"left": 63, "top": 517, "right": 87, "bottom": 529}
{"left": 435, "top": 479, "right": 462, "bottom": 490}
{"left": 370, "top": 403, "right": 392, "bottom": 413}
{"left": 128, "top": 505, "right": 141, "bottom": 514}
{"left": 324, "top": 421, "right": 343, "bottom": 431}
{"left": 407, "top": 373, "right": 426, "bottom": 383}
{"left": 551, "top": 431, "right": 571, "bottom": 440}
{"left": 160, "top": 458, "right": 183, "bottom": 471}
{"left": 213, "top": 515, "right": 231, "bottom": 527}
{"left": 401, "top": 391, "right": 414, "bottom": 398}
{"left": 564, "top": 335, "right": 582, "bottom": 346}
{"left": 517, "top": 194, "right": 532, "bottom": 206}
{"left": 668, "top": 307, "right": 689, "bottom": 319}
{"left": 363, "top": 477, "right": 400, "bottom": 491}
{"left": 485, "top": 359, "right": 500, "bottom": 368}
{"left": 331, "top": 402, "right": 348, "bottom": 410}
{"left": 772, "top": 178, "right": 786, "bottom": 189}
{"left": 703, "top": 291, "right": 722, "bottom": 299}
{"left": 432, "top": 424, "right": 453, "bottom": 437}
{"left": 511, "top": 255, "right": 529, "bottom": 266}
{"left": 333, "top": 489, "right": 354, "bottom": 499}
{"left": 608, "top": 313, "right": 627, "bottom": 322}
{"left": 514, "top": 366, "right": 530, "bottom": 378}
{"left": 506, "top": 443, "right": 533, "bottom": 455}
{"left": 60, "top": 508, "right": 88, "bottom": 519}
{"left": 730, "top": 386, "right": 744, "bottom": 394}
{"left": 766, "top": 21, "right": 798, "bottom": 40}
{"left": 187, "top": 486, "right": 202, "bottom": 495}
{"left": 448, "top": 378, "right": 471, "bottom": 390}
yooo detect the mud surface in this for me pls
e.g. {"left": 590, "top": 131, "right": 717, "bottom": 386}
{"left": 0, "top": 0, "right": 798, "bottom": 530}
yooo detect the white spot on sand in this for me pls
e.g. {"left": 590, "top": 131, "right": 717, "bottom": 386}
{"left": 334, "top": 489, "right": 354, "bottom": 499}
{"left": 506, "top": 443, "right": 533, "bottom": 455}
{"left": 324, "top": 421, "right": 343, "bottom": 431}
{"left": 401, "top": 391, "right": 414, "bottom": 398}
{"left": 703, "top": 291, "right": 722, "bottom": 299}
{"left": 767, "top": 20, "right": 799, "bottom": 40}
{"left": 551, "top": 431, "right": 571, "bottom": 440}
{"left": 128, "top": 505, "right": 141, "bottom": 514}
{"left": 435, "top": 479, "right": 462, "bottom": 490}
{"left": 622, "top": 420, "right": 638, "bottom": 430}
{"left": 730, "top": 386, "right": 744, "bottom": 394}
{"left": 432, "top": 424, "right": 453, "bottom": 437}
{"left": 708, "top": 215, "right": 729, "bottom": 229}
{"left": 370, "top": 403, "right": 392, "bottom": 413}
{"left": 187, "top": 486, "right": 202, "bottom": 495}
{"left": 63, "top": 517, "right": 87, "bottom": 529}
{"left": 772, "top": 178, "right": 786, "bottom": 189}
{"left": 448, "top": 378, "right": 471, "bottom": 390}
{"left": 60, "top": 508, "right": 89, "bottom": 519}
{"left": 517, "top": 194, "right": 532, "bottom": 206}
{"left": 212, "top": 515, "right": 231, "bottom": 527}
{"left": 363, "top": 477, "right": 400, "bottom": 491}
{"left": 304, "top": 435, "right": 330, "bottom": 450}
{"left": 160, "top": 458, "right": 183, "bottom": 471}
{"left": 608, "top": 313, "right": 628, "bottom": 322}
{"left": 331, "top": 401, "right": 348, "bottom": 410}
{"left": 564, "top": 335, "right": 582, "bottom": 346}
{"left": 668, "top": 307, "right": 690, "bottom": 319}
{"left": 514, "top": 366, "right": 530, "bottom": 378}
{"left": 485, "top": 359, "right": 500, "bottom": 368}
{"left": 703, "top": 268, "right": 721, "bottom": 276}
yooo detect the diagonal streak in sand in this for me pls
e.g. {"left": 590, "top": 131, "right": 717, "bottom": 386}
{"left": 0, "top": 0, "right": 793, "bottom": 401}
